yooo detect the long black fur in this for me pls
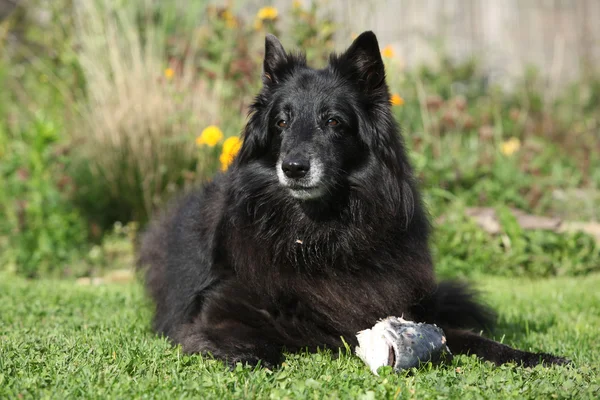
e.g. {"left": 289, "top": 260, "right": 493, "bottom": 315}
{"left": 139, "top": 32, "right": 567, "bottom": 368}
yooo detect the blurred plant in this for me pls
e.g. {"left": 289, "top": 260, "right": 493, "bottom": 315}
{"left": 1, "top": 0, "right": 599, "bottom": 280}
{"left": 387, "top": 48, "right": 599, "bottom": 218}
{"left": 434, "top": 203, "right": 600, "bottom": 279}
{"left": 288, "top": 1, "right": 335, "bottom": 64}
{"left": 0, "top": 115, "right": 89, "bottom": 278}
{"left": 0, "top": 0, "right": 83, "bottom": 127}
{"left": 86, "top": 221, "right": 139, "bottom": 276}
{"left": 68, "top": 0, "right": 219, "bottom": 227}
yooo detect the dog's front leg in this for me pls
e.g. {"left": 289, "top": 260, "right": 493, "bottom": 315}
{"left": 171, "top": 285, "right": 288, "bottom": 368}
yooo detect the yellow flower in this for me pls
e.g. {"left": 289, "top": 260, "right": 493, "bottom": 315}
{"left": 221, "top": 9, "right": 233, "bottom": 20}
{"left": 220, "top": 136, "right": 242, "bottom": 171}
{"left": 164, "top": 68, "right": 174, "bottom": 79}
{"left": 221, "top": 9, "right": 238, "bottom": 28}
{"left": 196, "top": 125, "right": 224, "bottom": 147}
{"left": 257, "top": 6, "right": 278, "bottom": 20}
{"left": 501, "top": 137, "right": 521, "bottom": 156}
{"left": 292, "top": 0, "right": 302, "bottom": 9}
{"left": 381, "top": 45, "right": 394, "bottom": 59}
{"left": 390, "top": 93, "right": 404, "bottom": 106}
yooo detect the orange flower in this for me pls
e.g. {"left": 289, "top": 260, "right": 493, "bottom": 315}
{"left": 164, "top": 68, "right": 174, "bottom": 79}
{"left": 220, "top": 136, "right": 242, "bottom": 170}
{"left": 390, "top": 93, "right": 404, "bottom": 106}
{"left": 381, "top": 45, "right": 394, "bottom": 59}
{"left": 196, "top": 125, "right": 224, "bottom": 147}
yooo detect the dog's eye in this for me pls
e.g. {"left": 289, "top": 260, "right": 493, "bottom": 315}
{"left": 277, "top": 120, "right": 288, "bottom": 128}
{"left": 327, "top": 118, "right": 339, "bottom": 127}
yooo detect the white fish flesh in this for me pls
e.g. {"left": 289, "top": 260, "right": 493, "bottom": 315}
{"left": 355, "top": 316, "right": 452, "bottom": 374}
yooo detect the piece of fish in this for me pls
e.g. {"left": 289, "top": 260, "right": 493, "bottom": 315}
{"left": 355, "top": 316, "right": 452, "bottom": 374}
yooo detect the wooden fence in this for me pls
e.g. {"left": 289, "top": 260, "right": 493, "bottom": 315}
{"left": 258, "top": 0, "right": 600, "bottom": 87}
{"left": 5, "top": 0, "right": 599, "bottom": 86}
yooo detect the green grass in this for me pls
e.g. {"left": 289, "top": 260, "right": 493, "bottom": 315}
{"left": 1, "top": 274, "right": 599, "bottom": 399}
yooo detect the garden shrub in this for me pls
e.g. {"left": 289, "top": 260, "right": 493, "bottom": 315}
{"left": 0, "top": 116, "right": 89, "bottom": 277}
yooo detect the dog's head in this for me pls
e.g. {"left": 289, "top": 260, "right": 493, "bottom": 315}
{"left": 236, "top": 31, "right": 402, "bottom": 202}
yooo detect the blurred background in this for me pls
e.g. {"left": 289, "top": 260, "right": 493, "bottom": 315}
{"left": 0, "top": 0, "right": 598, "bottom": 281}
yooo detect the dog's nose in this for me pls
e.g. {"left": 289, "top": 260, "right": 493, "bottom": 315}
{"left": 282, "top": 158, "right": 310, "bottom": 179}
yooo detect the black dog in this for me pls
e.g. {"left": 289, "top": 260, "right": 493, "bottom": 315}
{"left": 139, "top": 31, "right": 567, "bottom": 368}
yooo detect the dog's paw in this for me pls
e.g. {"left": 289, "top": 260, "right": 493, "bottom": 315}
{"left": 523, "top": 352, "right": 572, "bottom": 368}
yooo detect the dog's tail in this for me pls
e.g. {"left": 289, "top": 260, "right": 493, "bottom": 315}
{"left": 417, "top": 280, "right": 496, "bottom": 332}
{"left": 416, "top": 281, "right": 569, "bottom": 366}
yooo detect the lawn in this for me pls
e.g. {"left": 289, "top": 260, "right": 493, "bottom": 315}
{"left": 1, "top": 273, "right": 598, "bottom": 399}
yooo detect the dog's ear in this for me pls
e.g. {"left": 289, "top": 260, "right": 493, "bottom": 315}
{"left": 334, "top": 31, "right": 387, "bottom": 94}
{"left": 263, "top": 34, "right": 287, "bottom": 84}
